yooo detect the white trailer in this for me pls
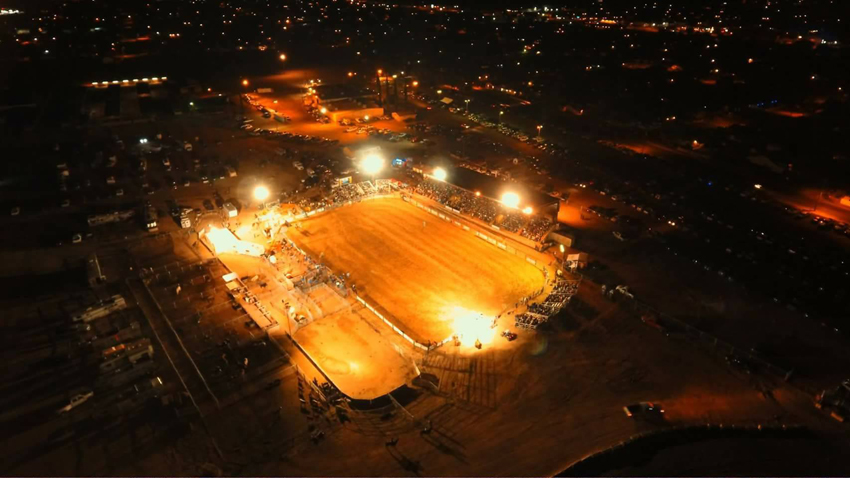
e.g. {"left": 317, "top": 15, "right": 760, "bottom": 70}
{"left": 71, "top": 295, "right": 127, "bottom": 323}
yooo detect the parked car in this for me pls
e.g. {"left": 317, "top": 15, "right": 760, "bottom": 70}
{"left": 57, "top": 391, "right": 94, "bottom": 414}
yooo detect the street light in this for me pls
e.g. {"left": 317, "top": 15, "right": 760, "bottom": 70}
{"left": 522, "top": 206, "right": 533, "bottom": 215}
{"left": 432, "top": 167, "right": 447, "bottom": 182}
{"left": 320, "top": 107, "right": 327, "bottom": 114}
{"left": 242, "top": 79, "right": 249, "bottom": 87}
{"left": 499, "top": 110, "right": 504, "bottom": 125}
{"left": 412, "top": 81, "right": 419, "bottom": 87}
{"left": 465, "top": 99, "right": 471, "bottom": 113}
{"left": 559, "top": 244, "right": 566, "bottom": 263}
{"left": 436, "top": 89, "right": 443, "bottom": 95}
{"left": 537, "top": 125, "right": 543, "bottom": 139}
{"left": 279, "top": 53, "right": 287, "bottom": 61}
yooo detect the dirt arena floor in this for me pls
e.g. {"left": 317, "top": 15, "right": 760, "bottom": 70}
{"left": 295, "top": 306, "right": 419, "bottom": 399}
{"left": 287, "top": 198, "right": 545, "bottom": 344}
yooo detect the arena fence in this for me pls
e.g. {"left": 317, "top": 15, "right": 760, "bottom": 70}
{"left": 354, "top": 296, "right": 451, "bottom": 352}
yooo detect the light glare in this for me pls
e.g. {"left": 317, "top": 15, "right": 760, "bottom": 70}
{"left": 361, "top": 154, "right": 384, "bottom": 175}
{"left": 253, "top": 185, "right": 270, "bottom": 202}
{"left": 501, "top": 192, "right": 520, "bottom": 209}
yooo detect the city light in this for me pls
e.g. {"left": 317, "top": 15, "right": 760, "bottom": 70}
{"left": 279, "top": 53, "right": 287, "bottom": 60}
{"left": 242, "top": 79, "right": 249, "bottom": 86}
{"left": 320, "top": 107, "right": 328, "bottom": 114}
{"left": 754, "top": 184, "right": 763, "bottom": 189}
{"left": 253, "top": 185, "right": 270, "bottom": 202}
{"left": 475, "top": 191, "right": 481, "bottom": 196}
{"left": 501, "top": 192, "right": 520, "bottom": 209}
{"left": 432, "top": 167, "right": 447, "bottom": 181}
{"left": 364, "top": 115, "right": 370, "bottom": 121}
{"left": 361, "top": 154, "right": 384, "bottom": 176}
{"left": 522, "top": 206, "right": 533, "bottom": 215}
{"left": 436, "top": 89, "right": 443, "bottom": 94}
{"left": 412, "top": 81, "right": 419, "bottom": 87}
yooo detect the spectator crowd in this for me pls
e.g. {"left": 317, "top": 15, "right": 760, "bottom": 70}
{"left": 515, "top": 278, "right": 579, "bottom": 330}
{"left": 414, "top": 178, "right": 553, "bottom": 242}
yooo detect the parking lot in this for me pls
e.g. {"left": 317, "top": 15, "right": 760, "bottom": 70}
{"left": 142, "top": 258, "right": 287, "bottom": 402}
{"left": 0, "top": 283, "right": 198, "bottom": 475}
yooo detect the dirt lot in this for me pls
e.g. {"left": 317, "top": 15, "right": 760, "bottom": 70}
{"left": 287, "top": 198, "right": 545, "bottom": 344}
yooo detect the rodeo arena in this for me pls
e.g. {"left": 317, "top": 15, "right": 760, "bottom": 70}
{"left": 192, "top": 156, "right": 582, "bottom": 401}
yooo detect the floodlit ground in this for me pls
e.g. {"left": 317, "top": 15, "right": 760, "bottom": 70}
{"left": 295, "top": 306, "right": 419, "bottom": 399}
{"left": 288, "top": 198, "right": 544, "bottom": 344}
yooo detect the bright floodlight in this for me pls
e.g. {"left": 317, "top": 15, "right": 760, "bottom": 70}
{"left": 361, "top": 154, "right": 384, "bottom": 175}
{"left": 501, "top": 192, "right": 520, "bottom": 209}
{"left": 450, "top": 306, "right": 495, "bottom": 345}
{"left": 253, "top": 185, "right": 270, "bottom": 202}
{"left": 522, "top": 206, "right": 533, "bottom": 215}
{"left": 433, "top": 167, "right": 447, "bottom": 182}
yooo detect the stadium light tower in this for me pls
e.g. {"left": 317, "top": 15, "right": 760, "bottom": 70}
{"left": 432, "top": 167, "right": 447, "bottom": 182}
{"left": 361, "top": 153, "right": 384, "bottom": 184}
{"left": 253, "top": 185, "right": 270, "bottom": 207}
{"left": 501, "top": 192, "right": 520, "bottom": 209}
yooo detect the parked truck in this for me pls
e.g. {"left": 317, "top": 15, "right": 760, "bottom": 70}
{"left": 71, "top": 295, "right": 127, "bottom": 323}
{"left": 179, "top": 209, "right": 192, "bottom": 229}
{"left": 90, "top": 321, "right": 142, "bottom": 349}
{"left": 87, "top": 210, "right": 135, "bottom": 227}
{"left": 95, "top": 359, "right": 155, "bottom": 390}
{"left": 143, "top": 204, "right": 158, "bottom": 232}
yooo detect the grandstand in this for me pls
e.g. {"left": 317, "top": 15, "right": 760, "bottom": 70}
{"left": 414, "top": 175, "right": 557, "bottom": 243}
{"left": 445, "top": 167, "right": 560, "bottom": 219}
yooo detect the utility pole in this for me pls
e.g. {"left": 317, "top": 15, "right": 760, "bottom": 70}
{"left": 376, "top": 69, "right": 383, "bottom": 107}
